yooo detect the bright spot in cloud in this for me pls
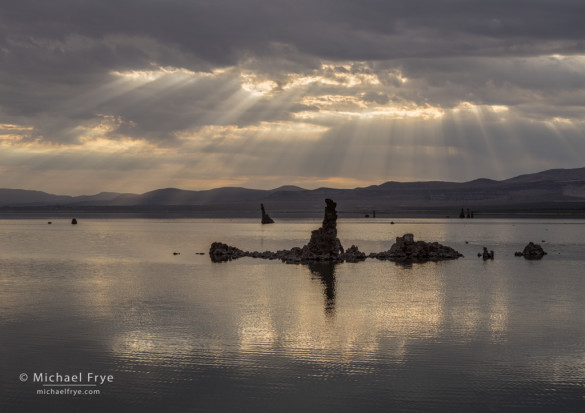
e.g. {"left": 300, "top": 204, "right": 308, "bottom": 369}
{"left": 79, "top": 137, "right": 151, "bottom": 153}
{"left": 0, "top": 123, "right": 34, "bottom": 144}
{"left": 283, "top": 62, "right": 381, "bottom": 89}
{"left": 182, "top": 121, "right": 329, "bottom": 145}
{"left": 240, "top": 73, "right": 278, "bottom": 96}
{"left": 294, "top": 103, "right": 444, "bottom": 121}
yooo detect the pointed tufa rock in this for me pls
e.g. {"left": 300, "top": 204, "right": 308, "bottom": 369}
{"left": 261, "top": 203, "right": 275, "bottom": 224}
{"left": 300, "top": 199, "right": 344, "bottom": 260}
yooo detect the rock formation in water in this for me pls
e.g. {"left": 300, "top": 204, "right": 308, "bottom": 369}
{"left": 482, "top": 247, "right": 494, "bottom": 260}
{"left": 340, "top": 245, "right": 367, "bottom": 262}
{"left": 209, "top": 242, "right": 247, "bottom": 262}
{"left": 261, "top": 204, "right": 275, "bottom": 224}
{"left": 71, "top": 218, "right": 77, "bottom": 225}
{"left": 515, "top": 242, "right": 547, "bottom": 259}
{"left": 370, "top": 233, "right": 463, "bottom": 262}
{"left": 269, "top": 198, "right": 362, "bottom": 263}
{"left": 210, "top": 199, "right": 367, "bottom": 263}
{"left": 300, "top": 199, "right": 344, "bottom": 260}
{"left": 210, "top": 201, "right": 460, "bottom": 265}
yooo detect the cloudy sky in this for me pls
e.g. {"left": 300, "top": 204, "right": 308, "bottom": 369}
{"left": 1, "top": 0, "right": 585, "bottom": 194}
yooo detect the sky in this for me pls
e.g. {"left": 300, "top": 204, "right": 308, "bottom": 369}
{"left": 1, "top": 0, "right": 585, "bottom": 195}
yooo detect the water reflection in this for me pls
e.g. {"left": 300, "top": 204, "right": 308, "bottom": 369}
{"left": 307, "top": 262, "right": 337, "bottom": 316}
{"left": 392, "top": 261, "right": 414, "bottom": 269}
{"left": 4, "top": 220, "right": 585, "bottom": 412}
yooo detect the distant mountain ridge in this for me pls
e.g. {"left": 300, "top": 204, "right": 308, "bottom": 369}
{"left": 2, "top": 167, "right": 585, "bottom": 211}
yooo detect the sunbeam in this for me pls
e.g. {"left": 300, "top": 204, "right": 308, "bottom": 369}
{"left": 2, "top": 50, "right": 585, "bottom": 193}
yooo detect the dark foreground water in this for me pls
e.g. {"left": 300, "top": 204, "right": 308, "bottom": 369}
{"left": 1, "top": 218, "right": 585, "bottom": 412}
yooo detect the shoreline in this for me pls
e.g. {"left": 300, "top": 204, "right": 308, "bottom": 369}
{"left": 1, "top": 209, "right": 585, "bottom": 220}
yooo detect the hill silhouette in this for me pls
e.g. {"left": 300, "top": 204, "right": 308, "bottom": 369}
{"left": 2, "top": 167, "right": 585, "bottom": 215}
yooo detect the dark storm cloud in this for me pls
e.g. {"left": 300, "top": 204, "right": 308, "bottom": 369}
{"left": 3, "top": 0, "right": 585, "bottom": 66}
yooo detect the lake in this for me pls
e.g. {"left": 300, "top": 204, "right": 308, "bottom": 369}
{"left": 1, "top": 218, "right": 585, "bottom": 412}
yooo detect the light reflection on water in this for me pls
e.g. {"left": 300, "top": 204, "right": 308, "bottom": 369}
{"left": 1, "top": 218, "right": 585, "bottom": 412}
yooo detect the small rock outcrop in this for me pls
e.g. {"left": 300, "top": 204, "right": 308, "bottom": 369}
{"left": 459, "top": 208, "right": 474, "bottom": 218}
{"left": 370, "top": 233, "right": 463, "bottom": 262}
{"left": 261, "top": 204, "right": 275, "bottom": 224}
{"left": 209, "top": 242, "right": 246, "bottom": 262}
{"left": 71, "top": 218, "right": 77, "bottom": 225}
{"left": 482, "top": 247, "right": 494, "bottom": 260}
{"left": 515, "top": 242, "right": 547, "bottom": 259}
{"left": 340, "top": 245, "right": 367, "bottom": 262}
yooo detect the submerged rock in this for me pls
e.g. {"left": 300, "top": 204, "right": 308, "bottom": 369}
{"left": 370, "top": 233, "right": 463, "bottom": 262}
{"left": 261, "top": 203, "right": 275, "bottom": 224}
{"left": 515, "top": 242, "right": 547, "bottom": 259}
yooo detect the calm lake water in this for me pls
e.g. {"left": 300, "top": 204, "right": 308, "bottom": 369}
{"left": 1, "top": 218, "right": 585, "bottom": 412}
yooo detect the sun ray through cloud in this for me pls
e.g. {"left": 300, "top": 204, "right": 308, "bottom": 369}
{"left": 1, "top": 3, "right": 585, "bottom": 193}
